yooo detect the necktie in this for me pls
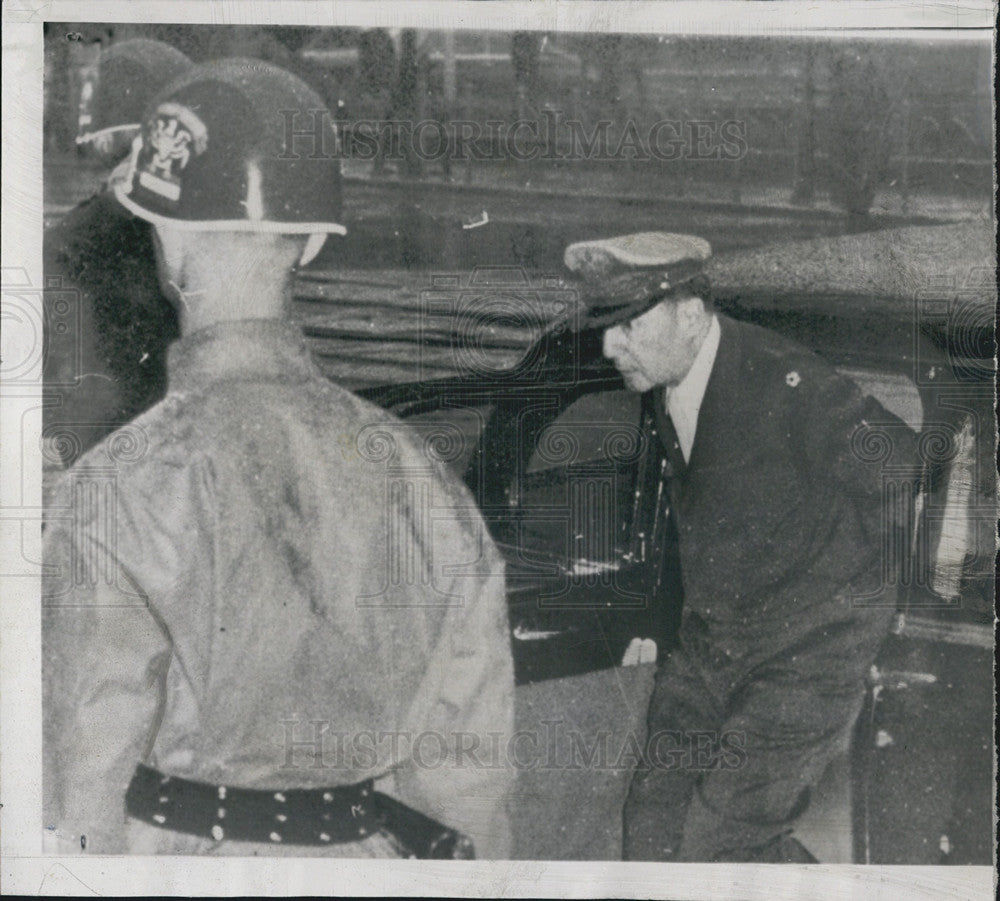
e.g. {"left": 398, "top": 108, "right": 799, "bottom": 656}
{"left": 654, "top": 388, "right": 687, "bottom": 482}
{"left": 637, "top": 390, "right": 685, "bottom": 644}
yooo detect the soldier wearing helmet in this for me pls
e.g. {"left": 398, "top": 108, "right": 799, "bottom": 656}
{"left": 43, "top": 59, "right": 515, "bottom": 859}
{"left": 43, "top": 39, "right": 193, "bottom": 470}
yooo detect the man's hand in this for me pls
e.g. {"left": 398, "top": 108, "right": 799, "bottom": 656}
{"left": 622, "top": 637, "right": 658, "bottom": 667}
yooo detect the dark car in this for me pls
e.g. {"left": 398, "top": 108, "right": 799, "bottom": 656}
{"left": 362, "top": 325, "right": 682, "bottom": 684}
{"left": 340, "top": 219, "right": 994, "bottom": 863}
{"left": 355, "top": 221, "right": 994, "bottom": 680}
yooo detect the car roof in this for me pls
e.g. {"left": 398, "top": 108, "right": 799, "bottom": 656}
{"left": 707, "top": 219, "right": 996, "bottom": 322}
{"left": 299, "top": 219, "right": 996, "bottom": 394}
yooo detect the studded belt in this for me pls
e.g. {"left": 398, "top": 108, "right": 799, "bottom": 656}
{"left": 125, "top": 763, "right": 380, "bottom": 846}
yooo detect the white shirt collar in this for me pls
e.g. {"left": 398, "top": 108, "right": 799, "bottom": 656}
{"left": 665, "top": 314, "right": 720, "bottom": 462}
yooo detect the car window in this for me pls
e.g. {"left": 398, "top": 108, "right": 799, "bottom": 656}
{"left": 508, "top": 390, "right": 646, "bottom": 581}
{"left": 525, "top": 389, "right": 642, "bottom": 473}
{"left": 837, "top": 366, "right": 923, "bottom": 432}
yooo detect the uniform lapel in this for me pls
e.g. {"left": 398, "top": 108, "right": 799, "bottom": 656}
{"left": 682, "top": 315, "right": 742, "bottom": 494}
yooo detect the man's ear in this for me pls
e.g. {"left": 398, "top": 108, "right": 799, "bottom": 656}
{"left": 153, "top": 226, "right": 186, "bottom": 272}
{"left": 677, "top": 293, "right": 708, "bottom": 328}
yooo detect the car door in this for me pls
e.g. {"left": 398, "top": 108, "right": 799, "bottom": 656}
{"left": 467, "top": 382, "right": 684, "bottom": 684}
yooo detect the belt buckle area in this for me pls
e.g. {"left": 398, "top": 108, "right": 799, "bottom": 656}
{"left": 274, "top": 782, "right": 378, "bottom": 845}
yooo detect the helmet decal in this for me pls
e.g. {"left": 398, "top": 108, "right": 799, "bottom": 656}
{"left": 137, "top": 102, "right": 209, "bottom": 202}
{"left": 114, "top": 58, "right": 345, "bottom": 237}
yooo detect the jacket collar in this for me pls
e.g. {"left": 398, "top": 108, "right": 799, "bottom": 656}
{"left": 684, "top": 313, "right": 742, "bottom": 474}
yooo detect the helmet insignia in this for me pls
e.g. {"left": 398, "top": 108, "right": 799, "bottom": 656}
{"left": 137, "top": 102, "right": 208, "bottom": 202}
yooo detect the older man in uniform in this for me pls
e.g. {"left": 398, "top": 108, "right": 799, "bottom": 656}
{"left": 43, "top": 59, "right": 514, "bottom": 858}
{"left": 563, "top": 232, "right": 919, "bottom": 862}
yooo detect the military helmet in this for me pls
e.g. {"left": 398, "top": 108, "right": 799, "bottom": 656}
{"left": 78, "top": 39, "right": 193, "bottom": 150}
{"left": 114, "top": 58, "right": 344, "bottom": 250}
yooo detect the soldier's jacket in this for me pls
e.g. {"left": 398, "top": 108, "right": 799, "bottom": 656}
{"left": 43, "top": 319, "right": 515, "bottom": 857}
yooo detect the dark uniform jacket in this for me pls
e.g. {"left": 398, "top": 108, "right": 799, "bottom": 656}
{"left": 43, "top": 191, "right": 179, "bottom": 466}
{"left": 624, "top": 314, "right": 921, "bottom": 862}
{"left": 673, "top": 314, "right": 917, "bottom": 671}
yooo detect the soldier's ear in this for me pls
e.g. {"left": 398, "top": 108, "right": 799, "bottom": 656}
{"left": 299, "top": 233, "right": 327, "bottom": 267}
{"left": 152, "top": 225, "right": 187, "bottom": 270}
{"left": 149, "top": 225, "right": 189, "bottom": 307}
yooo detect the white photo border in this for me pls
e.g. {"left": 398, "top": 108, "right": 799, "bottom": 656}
{"left": 2, "top": 2, "right": 995, "bottom": 898}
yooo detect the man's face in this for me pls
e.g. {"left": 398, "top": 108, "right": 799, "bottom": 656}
{"left": 602, "top": 295, "right": 706, "bottom": 392}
